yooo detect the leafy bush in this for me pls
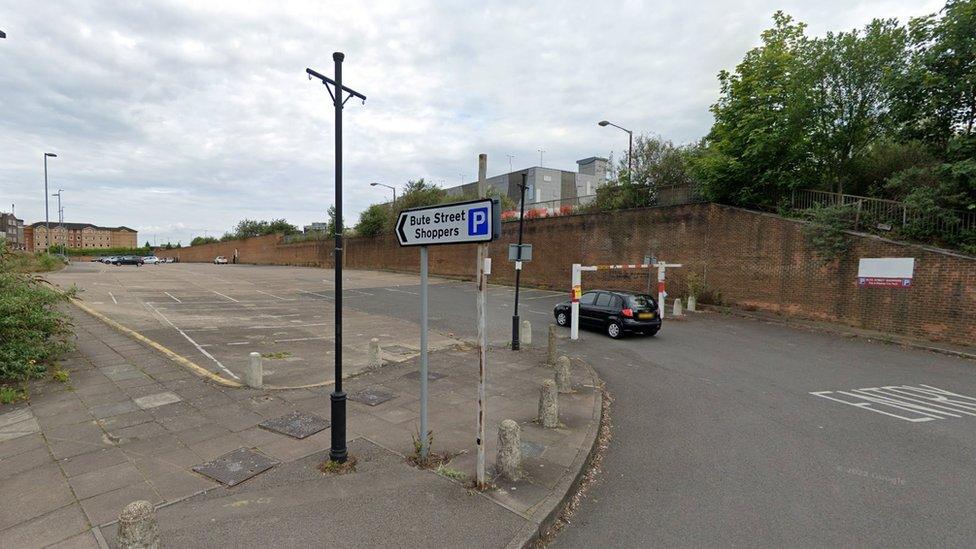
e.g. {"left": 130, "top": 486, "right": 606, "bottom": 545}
{"left": 801, "top": 204, "right": 855, "bottom": 262}
{"left": 0, "top": 242, "right": 74, "bottom": 382}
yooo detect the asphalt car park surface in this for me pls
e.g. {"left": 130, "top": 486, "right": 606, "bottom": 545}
{"left": 49, "top": 262, "right": 976, "bottom": 545}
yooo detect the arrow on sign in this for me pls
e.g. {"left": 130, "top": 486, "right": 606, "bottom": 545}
{"left": 397, "top": 213, "right": 408, "bottom": 244}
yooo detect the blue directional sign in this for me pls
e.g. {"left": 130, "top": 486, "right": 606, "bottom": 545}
{"left": 396, "top": 198, "right": 500, "bottom": 247}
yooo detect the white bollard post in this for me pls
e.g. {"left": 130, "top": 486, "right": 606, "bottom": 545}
{"left": 520, "top": 320, "right": 532, "bottom": 346}
{"left": 687, "top": 295, "right": 697, "bottom": 312}
{"left": 495, "top": 419, "right": 522, "bottom": 481}
{"left": 555, "top": 356, "right": 572, "bottom": 393}
{"left": 538, "top": 379, "right": 558, "bottom": 428}
{"left": 246, "top": 352, "right": 263, "bottom": 389}
{"left": 571, "top": 263, "right": 581, "bottom": 340}
{"left": 673, "top": 298, "right": 683, "bottom": 317}
{"left": 117, "top": 500, "right": 160, "bottom": 549}
{"left": 368, "top": 338, "right": 382, "bottom": 369}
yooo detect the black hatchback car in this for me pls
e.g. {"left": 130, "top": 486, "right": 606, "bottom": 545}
{"left": 113, "top": 255, "right": 144, "bottom": 266}
{"left": 553, "top": 290, "right": 661, "bottom": 338}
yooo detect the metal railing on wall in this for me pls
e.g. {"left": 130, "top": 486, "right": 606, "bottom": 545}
{"left": 792, "top": 189, "right": 976, "bottom": 237}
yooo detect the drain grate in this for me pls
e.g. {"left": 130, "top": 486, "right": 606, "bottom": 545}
{"left": 348, "top": 388, "right": 395, "bottom": 407}
{"left": 192, "top": 447, "right": 278, "bottom": 487}
{"left": 259, "top": 410, "right": 330, "bottom": 439}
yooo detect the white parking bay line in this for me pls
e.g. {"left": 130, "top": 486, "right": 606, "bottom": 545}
{"left": 385, "top": 287, "right": 418, "bottom": 296}
{"left": 108, "top": 292, "right": 118, "bottom": 304}
{"left": 256, "top": 289, "right": 291, "bottom": 301}
{"left": 143, "top": 302, "right": 240, "bottom": 380}
{"left": 212, "top": 291, "right": 240, "bottom": 303}
{"left": 164, "top": 292, "right": 182, "bottom": 303}
{"left": 300, "top": 290, "right": 334, "bottom": 300}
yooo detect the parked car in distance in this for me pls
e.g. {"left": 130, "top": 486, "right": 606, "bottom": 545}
{"left": 143, "top": 256, "right": 161, "bottom": 265}
{"left": 164, "top": 257, "right": 175, "bottom": 263}
{"left": 113, "top": 256, "right": 144, "bottom": 266}
{"left": 553, "top": 289, "right": 661, "bottom": 339}
{"left": 214, "top": 256, "right": 228, "bottom": 264}
{"left": 99, "top": 256, "right": 116, "bottom": 264}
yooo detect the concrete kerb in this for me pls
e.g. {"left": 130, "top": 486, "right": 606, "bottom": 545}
{"left": 503, "top": 359, "right": 605, "bottom": 549}
{"left": 70, "top": 298, "right": 349, "bottom": 391}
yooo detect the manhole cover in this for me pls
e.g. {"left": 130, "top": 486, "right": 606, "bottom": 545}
{"left": 384, "top": 345, "right": 415, "bottom": 355}
{"left": 402, "top": 370, "right": 446, "bottom": 382}
{"left": 192, "top": 448, "right": 278, "bottom": 487}
{"left": 348, "top": 388, "right": 395, "bottom": 407}
{"left": 521, "top": 441, "right": 545, "bottom": 458}
{"left": 259, "top": 410, "right": 330, "bottom": 439}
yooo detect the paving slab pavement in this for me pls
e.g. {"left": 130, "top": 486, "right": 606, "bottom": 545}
{"left": 0, "top": 303, "right": 601, "bottom": 548}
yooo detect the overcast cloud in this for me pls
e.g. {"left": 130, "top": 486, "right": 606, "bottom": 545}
{"left": 0, "top": 0, "right": 943, "bottom": 244}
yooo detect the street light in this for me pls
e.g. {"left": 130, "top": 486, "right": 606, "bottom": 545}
{"left": 52, "top": 189, "right": 64, "bottom": 255}
{"left": 598, "top": 120, "right": 633, "bottom": 180}
{"left": 43, "top": 153, "right": 57, "bottom": 253}
{"left": 369, "top": 182, "right": 396, "bottom": 206}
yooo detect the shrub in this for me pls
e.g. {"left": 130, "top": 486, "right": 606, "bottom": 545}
{"left": 801, "top": 204, "right": 855, "bottom": 262}
{"left": 0, "top": 242, "right": 74, "bottom": 382}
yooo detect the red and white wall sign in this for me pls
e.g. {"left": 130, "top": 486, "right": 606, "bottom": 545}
{"left": 857, "top": 257, "right": 915, "bottom": 288}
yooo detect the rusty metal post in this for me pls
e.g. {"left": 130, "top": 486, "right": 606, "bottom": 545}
{"left": 476, "top": 153, "right": 489, "bottom": 489}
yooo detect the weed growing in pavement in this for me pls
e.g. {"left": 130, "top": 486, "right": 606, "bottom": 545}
{"left": 0, "top": 385, "right": 27, "bottom": 404}
{"left": 261, "top": 351, "right": 293, "bottom": 360}
{"left": 435, "top": 465, "right": 467, "bottom": 482}
{"left": 52, "top": 369, "right": 69, "bottom": 383}
{"left": 319, "top": 455, "right": 358, "bottom": 475}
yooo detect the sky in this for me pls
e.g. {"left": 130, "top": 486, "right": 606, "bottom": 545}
{"left": 0, "top": 0, "right": 944, "bottom": 245}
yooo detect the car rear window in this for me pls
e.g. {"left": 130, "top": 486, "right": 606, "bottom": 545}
{"left": 595, "top": 293, "right": 611, "bottom": 307}
{"left": 627, "top": 295, "right": 656, "bottom": 309}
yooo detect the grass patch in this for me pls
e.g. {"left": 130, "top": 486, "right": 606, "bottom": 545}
{"left": 261, "top": 351, "right": 293, "bottom": 360}
{"left": 319, "top": 455, "right": 358, "bottom": 475}
{"left": 0, "top": 385, "right": 27, "bottom": 404}
{"left": 52, "top": 368, "right": 70, "bottom": 383}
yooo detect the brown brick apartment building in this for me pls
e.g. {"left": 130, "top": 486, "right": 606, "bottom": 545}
{"left": 29, "top": 222, "right": 137, "bottom": 251}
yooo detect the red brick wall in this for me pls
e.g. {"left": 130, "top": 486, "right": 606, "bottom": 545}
{"left": 157, "top": 204, "right": 976, "bottom": 346}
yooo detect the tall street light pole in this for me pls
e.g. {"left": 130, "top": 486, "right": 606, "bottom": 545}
{"left": 307, "top": 53, "right": 367, "bottom": 464}
{"left": 511, "top": 172, "right": 528, "bottom": 350}
{"left": 369, "top": 182, "right": 396, "bottom": 207}
{"left": 43, "top": 153, "right": 57, "bottom": 253}
{"left": 599, "top": 120, "right": 633, "bottom": 180}
{"left": 52, "top": 189, "right": 63, "bottom": 254}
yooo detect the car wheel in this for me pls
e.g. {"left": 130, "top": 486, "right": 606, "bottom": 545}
{"left": 555, "top": 311, "right": 569, "bottom": 327}
{"left": 607, "top": 321, "right": 622, "bottom": 339}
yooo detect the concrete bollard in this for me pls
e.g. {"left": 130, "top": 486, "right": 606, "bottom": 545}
{"left": 496, "top": 419, "right": 522, "bottom": 481}
{"left": 555, "top": 356, "right": 572, "bottom": 393}
{"left": 547, "top": 325, "right": 557, "bottom": 366}
{"left": 368, "top": 338, "right": 382, "bottom": 369}
{"left": 520, "top": 320, "right": 532, "bottom": 346}
{"left": 687, "top": 295, "right": 697, "bottom": 312}
{"left": 673, "top": 298, "right": 683, "bottom": 317}
{"left": 245, "top": 352, "right": 263, "bottom": 389}
{"left": 538, "top": 379, "right": 558, "bottom": 428}
{"left": 117, "top": 500, "right": 160, "bottom": 549}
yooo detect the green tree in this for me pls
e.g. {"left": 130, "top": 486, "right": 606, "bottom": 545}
{"left": 691, "top": 12, "right": 815, "bottom": 208}
{"left": 893, "top": 0, "right": 976, "bottom": 147}
{"left": 356, "top": 204, "right": 390, "bottom": 237}
{"left": 265, "top": 219, "right": 299, "bottom": 235}
{"left": 326, "top": 205, "right": 342, "bottom": 238}
{"left": 190, "top": 236, "right": 218, "bottom": 246}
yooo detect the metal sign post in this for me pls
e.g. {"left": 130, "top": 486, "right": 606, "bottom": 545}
{"left": 655, "top": 261, "right": 682, "bottom": 317}
{"left": 511, "top": 172, "right": 528, "bottom": 350}
{"left": 475, "top": 153, "right": 489, "bottom": 490}
{"left": 395, "top": 194, "right": 500, "bottom": 465}
{"left": 306, "top": 53, "right": 367, "bottom": 464}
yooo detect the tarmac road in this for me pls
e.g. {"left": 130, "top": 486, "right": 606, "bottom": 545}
{"left": 53, "top": 263, "right": 976, "bottom": 546}
{"left": 333, "top": 272, "right": 976, "bottom": 547}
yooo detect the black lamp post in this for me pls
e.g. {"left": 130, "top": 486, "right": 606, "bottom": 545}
{"left": 370, "top": 182, "right": 396, "bottom": 207}
{"left": 43, "top": 153, "right": 57, "bottom": 253}
{"left": 306, "top": 53, "right": 366, "bottom": 464}
{"left": 599, "top": 120, "right": 633, "bottom": 180}
{"left": 511, "top": 172, "right": 528, "bottom": 350}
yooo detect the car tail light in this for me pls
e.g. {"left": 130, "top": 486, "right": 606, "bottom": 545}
{"left": 621, "top": 308, "right": 634, "bottom": 318}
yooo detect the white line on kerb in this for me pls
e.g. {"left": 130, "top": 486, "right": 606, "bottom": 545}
{"left": 108, "top": 292, "right": 118, "bottom": 304}
{"left": 212, "top": 291, "right": 239, "bottom": 302}
{"left": 164, "top": 292, "right": 182, "bottom": 303}
{"left": 143, "top": 302, "right": 240, "bottom": 380}
{"left": 256, "top": 289, "right": 291, "bottom": 301}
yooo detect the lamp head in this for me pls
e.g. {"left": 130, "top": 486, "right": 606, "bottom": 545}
{"left": 598, "top": 120, "right": 610, "bottom": 127}
{"left": 45, "top": 152, "right": 57, "bottom": 157}
{"left": 370, "top": 182, "right": 379, "bottom": 187}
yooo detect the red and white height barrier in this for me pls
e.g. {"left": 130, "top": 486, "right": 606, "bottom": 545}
{"left": 570, "top": 261, "right": 683, "bottom": 341}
